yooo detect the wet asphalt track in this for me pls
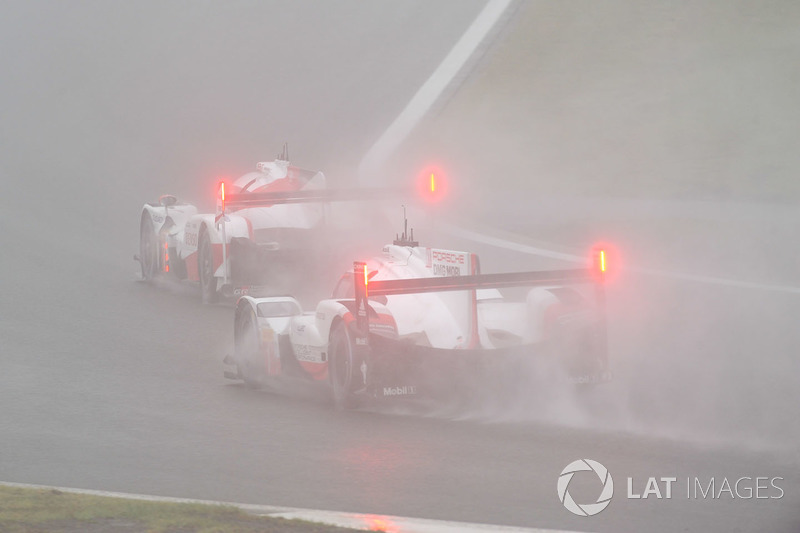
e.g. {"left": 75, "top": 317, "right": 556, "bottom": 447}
{"left": 1, "top": 2, "right": 800, "bottom": 532}
{"left": 3, "top": 208, "right": 799, "bottom": 532}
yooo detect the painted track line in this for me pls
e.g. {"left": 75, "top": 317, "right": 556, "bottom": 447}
{"left": 444, "top": 224, "right": 585, "bottom": 263}
{"left": 630, "top": 266, "right": 800, "bottom": 294}
{"left": 444, "top": 223, "right": 800, "bottom": 295}
{"left": 0, "top": 481, "right": 586, "bottom": 533}
{"left": 359, "top": 0, "right": 516, "bottom": 179}
{"left": 355, "top": 0, "right": 800, "bottom": 298}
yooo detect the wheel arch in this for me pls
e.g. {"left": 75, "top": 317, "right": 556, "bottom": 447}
{"left": 140, "top": 204, "right": 166, "bottom": 234}
{"left": 315, "top": 299, "right": 355, "bottom": 348}
{"left": 235, "top": 296, "right": 259, "bottom": 323}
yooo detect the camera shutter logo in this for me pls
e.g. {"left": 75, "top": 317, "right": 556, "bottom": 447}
{"left": 557, "top": 459, "right": 614, "bottom": 516}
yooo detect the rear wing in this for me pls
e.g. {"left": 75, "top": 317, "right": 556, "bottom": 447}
{"left": 360, "top": 268, "right": 596, "bottom": 296}
{"left": 351, "top": 254, "right": 608, "bottom": 355}
{"left": 218, "top": 185, "right": 403, "bottom": 213}
{"left": 212, "top": 183, "right": 405, "bottom": 287}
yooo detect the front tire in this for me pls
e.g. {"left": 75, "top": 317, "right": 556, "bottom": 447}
{"left": 139, "top": 214, "right": 159, "bottom": 280}
{"left": 198, "top": 232, "right": 218, "bottom": 304}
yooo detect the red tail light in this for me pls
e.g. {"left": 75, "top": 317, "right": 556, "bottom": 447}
{"left": 591, "top": 244, "right": 618, "bottom": 283}
{"left": 220, "top": 181, "right": 226, "bottom": 213}
{"left": 417, "top": 166, "right": 448, "bottom": 203}
{"left": 363, "top": 262, "right": 369, "bottom": 298}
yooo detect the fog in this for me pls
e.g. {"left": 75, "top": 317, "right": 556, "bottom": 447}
{"left": 0, "top": 0, "right": 482, "bottom": 380}
{"left": 373, "top": 1, "right": 800, "bottom": 451}
{"left": 1, "top": 1, "right": 798, "bottom": 531}
{"left": 0, "top": 1, "right": 482, "bottom": 234}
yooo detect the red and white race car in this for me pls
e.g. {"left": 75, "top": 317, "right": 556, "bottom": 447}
{"left": 225, "top": 227, "right": 611, "bottom": 408}
{"left": 137, "top": 148, "right": 331, "bottom": 302}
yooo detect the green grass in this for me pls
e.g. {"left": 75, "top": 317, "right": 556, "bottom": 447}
{"left": 0, "top": 486, "right": 360, "bottom": 532}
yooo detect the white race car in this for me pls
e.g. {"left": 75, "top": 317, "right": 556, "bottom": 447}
{"left": 137, "top": 147, "right": 330, "bottom": 302}
{"left": 225, "top": 227, "right": 611, "bottom": 408}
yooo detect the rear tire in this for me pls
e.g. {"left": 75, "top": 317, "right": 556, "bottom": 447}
{"left": 198, "top": 232, "right": 218, "bottom": 304}
{"left": 329, "top": 321, "right": 360, "bottom": 409}
{"left": 139, "top": 214, "right": 159, "bottom": 280}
